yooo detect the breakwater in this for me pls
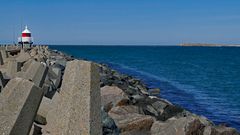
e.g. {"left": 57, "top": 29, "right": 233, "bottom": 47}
{"left": 0, "top": 45, "right": 239, "bottom": 135}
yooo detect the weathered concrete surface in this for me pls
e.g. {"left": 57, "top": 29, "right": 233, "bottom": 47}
{"left": 0, "top": 71, "right": 4, "bottom": 92}
{"left": 0, "top": 78, "right": 44, "bottom": 135}
{"left": 0, "top": 51, "right": 4, "bottom": 65}
{"left": 46, "top": 60, "right": 102, "bottom": 135}
{"left": 16, "top": 49, "right": 31, "bottom": 64}
{"left": 36, "top": 93, "right": 60, "bottom": 125}
{"left": 0, "top": 49, "right": 8, "bottom": 63}
{"left": 21, "top": 59, "right": 35, "bottom": 72}
{"left": 7, "top": 59, "right": 21, "bottom": 77}
{"left": 0, "top": 71, "right": 8, "bottom": 92}
{"left": 25, "top": 60, "right": 48, "bottom": 87}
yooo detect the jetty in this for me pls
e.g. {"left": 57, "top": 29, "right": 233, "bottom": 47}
{"left": 0, "top": 45, "right": 239, "bottom": 135}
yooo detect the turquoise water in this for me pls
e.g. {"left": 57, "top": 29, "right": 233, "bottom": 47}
{"left": 50, "top": 45, "right": 240, "bottom": 130}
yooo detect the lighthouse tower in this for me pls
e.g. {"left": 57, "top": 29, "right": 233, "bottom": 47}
{"left": 18, "top": 25, "right": 33, "bottom": 48}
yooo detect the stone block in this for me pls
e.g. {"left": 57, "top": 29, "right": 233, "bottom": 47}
{"left": 150, "top": 116, "right": 206, "bottom": 135}
{"left": 46, "top": 60, "right": 102, "bottom": 135}
{"left": 109, "top": 106, "right": 154, "bottom": 133}
{"left": 101, "top": 86, "right": 128, "bottom": 111}
{"left": 0, "top": 49, "right": 8, "bottom": 63}
{"left": 0, "top": 71, "right": 8, "bottom": 92}
{"left": 36, "top": 93, "right": 60, "bottom": 125}
{"left": 0, "top": 51, "right": 4, "bottom": 65}
{"left": 21, "top": 59, "right": 35, "bottom": 72}
{"left": 16, "top": 49, "right": 31, "bottom": 64}
{"left": 25, "top": 60, "right": 48, "bottom": 87}
{"left": 0, "top": 78, "right": 44, "bottom": 135}
{"left": 7, "top": 59, "right": 21, "bottom": 78}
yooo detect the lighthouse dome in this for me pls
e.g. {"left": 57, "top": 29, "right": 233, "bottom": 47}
{"left": 22, "top": 26, "right": 31, "bottom": 33}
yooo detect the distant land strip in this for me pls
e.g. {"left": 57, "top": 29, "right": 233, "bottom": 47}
{"left": 180, "top": 43, "right": 240, "bottom": 47}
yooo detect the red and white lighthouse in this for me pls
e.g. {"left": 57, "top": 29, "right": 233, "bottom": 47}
{"left": 18, "top": 25, "right": 33, "bottom": 47}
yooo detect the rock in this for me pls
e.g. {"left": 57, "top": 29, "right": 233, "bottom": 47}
{"left": 204, "top": 125, "right": 240, "bottom": 135}
{"left": 137, "top": 85, "right": 149, "bottom": 95}
{"left": 122, "top": 116, "right": 153, "bottom": 133}
{"left": 151, "top": 100, "right": 168, "bottom": 111}
{"left": 159, "top": 104, "right": 184, "bottom": 121}
{"left": 124, "top": 87, "right": 138, "bottom": 96}
{"left": 101, "top": 86, "right": 128, "bottom": 111}
{"left": 148, "top": 88, "right": 160, "bottom": 96}
{"left": 114, "top": 113, "right": 153, "bottom": 133}
{"left": 0, "top": 78, "right": 44, "bottom": 135}
{"left": 129, "top": 94, "right": 146, "bottom": 104}
{"left": 135, "top": 96, "right": 183, "bottom": 121}
{"left": 46, "top": 60, "right": 102, "bottom": 135}
{"left": 101, "top": 108, "right": 120, "bottom": 135}
{"left": 108, "top": 105, "right": 153, "bottom": 133}
{"left": 151, "top": 116, "right": 206, "bottom": 135}
{"left": 44, "top": 66, "right": 62, "bottom": 93}
{"left": 145, "top": 105, "right": 159, "bottom": 117}
{"left": 109, "top": 105, "right": 141, "bottom": 116}
{"left": 121, "top": 130, "right": 151, "bottom": 135}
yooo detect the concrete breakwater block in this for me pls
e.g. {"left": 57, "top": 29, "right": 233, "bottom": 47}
{"left": 0, "top": 51, "right": 4, "bottom": 65}
{"left": 7, "top": 59, "right": 21, "bottom": 78}
{"left": 0, "top": 50, "right": 8, "bottom": 63}
{"left": 16, "top": 50, "right": 31, "bottom": 64}
{"left": 24, "top": 60, "right": 48, "bottom": 87}
{"left": 0, "top": 71, "right": 8, "bottom": 92}
{"left": 0, "top": 78, "right": 44, "bottom": 135}
{"left": 46, "top": 60, "right": 102, "bottom": 135}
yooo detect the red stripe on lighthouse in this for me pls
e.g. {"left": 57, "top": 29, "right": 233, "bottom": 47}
{"left": 22, "top": 33, "right": 31, "bottom": 37}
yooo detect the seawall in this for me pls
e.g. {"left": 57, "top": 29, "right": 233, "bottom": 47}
{"left": 0, "top": 45, "right": 239, "bottom": 135}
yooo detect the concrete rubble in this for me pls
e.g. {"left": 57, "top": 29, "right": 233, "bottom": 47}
{"left": 45, "top": 60, "right": 102, "bottom": 135}
{"left": 0, "top": 78, "right": 44, "bottom": 135}
{"left": 0, "top": 45, "right": 239, "bottom": 135}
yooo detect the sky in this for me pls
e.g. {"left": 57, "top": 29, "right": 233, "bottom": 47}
{"left": 0, "top": 0, "right": 240, "bottom": 45}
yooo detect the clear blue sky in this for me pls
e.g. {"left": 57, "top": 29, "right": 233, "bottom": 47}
{"left": 1, "top": 0, "right": 240, "bottom": 45}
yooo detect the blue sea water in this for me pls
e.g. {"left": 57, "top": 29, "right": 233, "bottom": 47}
{"left": 50, "top": 45, "right": 240, "bottom": 131}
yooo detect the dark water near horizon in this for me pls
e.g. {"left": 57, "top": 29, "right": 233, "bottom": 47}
{"left": 50, "top": 45, "right": 240, "bottom": 131}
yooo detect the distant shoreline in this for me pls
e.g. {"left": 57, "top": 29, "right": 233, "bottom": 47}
{"left": 2, "top": 43, "right": 240, "bottom": 47}
{"left": 180, "top": 43, "right": 240, "bottom": 47}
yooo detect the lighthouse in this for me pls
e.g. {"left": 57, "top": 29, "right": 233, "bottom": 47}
{"left": 18, "top": 25, "right": 33, "bottom": 48}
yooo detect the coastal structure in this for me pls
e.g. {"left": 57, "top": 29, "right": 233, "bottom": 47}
{"left": 0, "top": 45, "right": 238, "bottom": 135}
{"left": 18, "top": 26, "right": 33, "bottom": 48}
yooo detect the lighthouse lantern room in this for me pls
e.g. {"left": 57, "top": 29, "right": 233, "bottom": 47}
{"left": 18, "top": 25, "right": 33, "bottom": 48}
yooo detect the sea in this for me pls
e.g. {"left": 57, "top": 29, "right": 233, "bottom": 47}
{"left": 50, "top": 45, "right": 240, "bottom": 131}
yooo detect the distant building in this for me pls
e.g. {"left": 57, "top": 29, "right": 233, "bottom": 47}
{"left": 18, "top": 26, "right": 33, "bottom": 47}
